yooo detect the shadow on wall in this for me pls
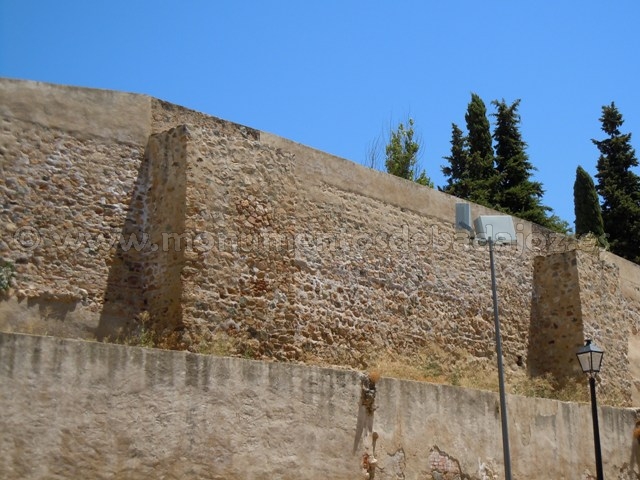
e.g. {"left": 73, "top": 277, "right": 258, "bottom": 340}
{"left": 527, "top": 250, "right": 584, "bottom": 385}
{"left": 95, "top": 126, "right": 189, "bottom": 341}
{"left": 94, "top": 140, "right": 149, "bottom": 340}
{"left": 25, "top": 295, "right": 78, "bottom": 322}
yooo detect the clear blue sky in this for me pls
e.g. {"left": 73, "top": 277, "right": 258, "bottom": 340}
{"left": 2, "top": 1, "right": 639, "bottom": 228}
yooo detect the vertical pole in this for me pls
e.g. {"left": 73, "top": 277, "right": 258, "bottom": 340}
{"left": 589, "top": 375, "right": 604, "bottom": 480}
{"left": 489, "top": 237, "right": 512, "bottom": 480}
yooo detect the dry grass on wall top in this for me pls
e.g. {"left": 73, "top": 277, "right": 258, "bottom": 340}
{"left": 113, "top": 291, "right": 629, "bottom": 405}
{"left": 366, "top": 347, "right": 631, "bottom": 407}
{"left": 116, "top": 311, "right": 629, "bottom": 406}
{"left": 111, "top": 311, "right": 184, "bottom": 351}
{"left": 92, "top": 307, "right": 633, "bottom": 409}
{"left": 364, "top": 345, "right": 592, "bottom": 403}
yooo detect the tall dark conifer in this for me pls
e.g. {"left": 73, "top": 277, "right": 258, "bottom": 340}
{"left": 491, "top": 99, "right": 550, "bottom": 226}
{"left": 573, "top": 166, "right": 605, "bottom": 239}
{"left": 464, "top": 93, "right": 495, "bottom": 205}
{"left": 593, "top": 102, "right": 640, "bottom": 263}
{"left": 441, "top": 123, "right": 470, "bottom": 198}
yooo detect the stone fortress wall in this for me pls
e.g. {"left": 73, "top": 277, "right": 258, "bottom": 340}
{"left": 3, "top": 78, "right": 640, "bottom": 477}
{"left": 2, "top": 77, "right": 640, "bottom": 402}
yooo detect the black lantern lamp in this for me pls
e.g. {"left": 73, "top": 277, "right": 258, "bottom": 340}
{"left": 576, "top": 339, "right": 604, "bottom": 376}
{"left": 576, "top": 339, "right": 604, "bottom": 480}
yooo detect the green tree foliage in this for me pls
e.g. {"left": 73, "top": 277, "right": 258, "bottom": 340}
{"left": 442, "top": 94, "right": 495, "bottom": 205}
{"left": 593, "top": 102, "right": 640, "bottom": 263}
{"left": 414, "top": 170, "right": 434, "bottom": 187}
{"left": 441, "top": 95, "right": 568, "bottom": 233}
{"left": 441, "top": 123, "right": 471, "bottom": 198}
{"left": 466, "top": 94, "right": 493, "bottom": 166}
{"left": 544, "top": 214, "right": 571, "bottom": 235}
{"left": 464, "top": 93, "right": 495, "bottom": 204}
{"left": 573, "top": 166, "right": 605, "bottom": 239}
{"left": 0, "top": 259, "right": 15, "bottom": 292}
{"left": 385, "top": 118, "right": 433, "bottom": 187}
{"left": 491, "top": 99, "right": 553, "bottom": 227}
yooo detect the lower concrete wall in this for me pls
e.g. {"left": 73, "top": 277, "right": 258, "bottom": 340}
{"left": 1, "top": 332, "right": 639, "bottom": 479}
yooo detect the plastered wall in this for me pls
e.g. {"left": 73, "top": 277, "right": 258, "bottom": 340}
{"left": 1, "top": 332, "right": 640, "bottom": 480}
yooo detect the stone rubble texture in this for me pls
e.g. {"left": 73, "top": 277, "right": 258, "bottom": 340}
{"left": 2, "top": 78, "right": 640, "bottom": 478}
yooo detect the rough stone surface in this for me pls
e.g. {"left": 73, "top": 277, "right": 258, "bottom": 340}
{"left": 3, "top": 78, "right": 640, "bottom": 406}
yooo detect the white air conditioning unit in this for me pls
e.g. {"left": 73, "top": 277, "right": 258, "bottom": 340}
{"left": 474, "top": 215, "right": 517, "bottom": 245}
{"left": 455, "top": 203, "right": 473, "bottom": 234}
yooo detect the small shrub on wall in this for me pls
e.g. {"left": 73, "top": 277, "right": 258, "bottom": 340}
{"left": 0, "top": 259, "right": 15, "bottom": 292}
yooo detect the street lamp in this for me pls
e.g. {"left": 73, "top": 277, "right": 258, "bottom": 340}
{"left": 458, "top": 211, "right": 514, "bottom": 480}
{"left": 456, "top": 210, "right": 516, "bottom": 480}
{"left": 576, "top": 339, "right": 604, "bottom": 480}
{"left": 488, "top": 237, "right": 512, "bottom": 480}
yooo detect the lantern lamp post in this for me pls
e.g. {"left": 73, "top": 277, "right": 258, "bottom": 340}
{"left": 576, "top": 339, "right": 604, "bottom": 480}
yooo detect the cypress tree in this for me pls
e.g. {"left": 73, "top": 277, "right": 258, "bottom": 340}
{"left": 464, "top": 93, "right": 495, "bottom": 205}
{"left": 593, "top": 102, "right": 640, "bottom": 263}
{"left": 441, "top": 123, "right": 470, "bottom": 198}
{"left": 491, "top": 99, "right": 550, "bottom": 226}
{"left": 573, "top": 166, "right": 605, "bottom": 238}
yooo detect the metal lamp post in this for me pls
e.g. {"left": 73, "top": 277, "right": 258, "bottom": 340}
{"left": 459, "top": 212, "right": 514, "bottom": 480}
{"left": 576, "top": 339, "right": 604, "bottom": 480}
{"left": 488, "top": 237, "right": 512, "bottom": 480}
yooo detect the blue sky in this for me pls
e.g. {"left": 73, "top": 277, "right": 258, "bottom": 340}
{"left": 2, "top": 1, "right": 639, "bottom": 228}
